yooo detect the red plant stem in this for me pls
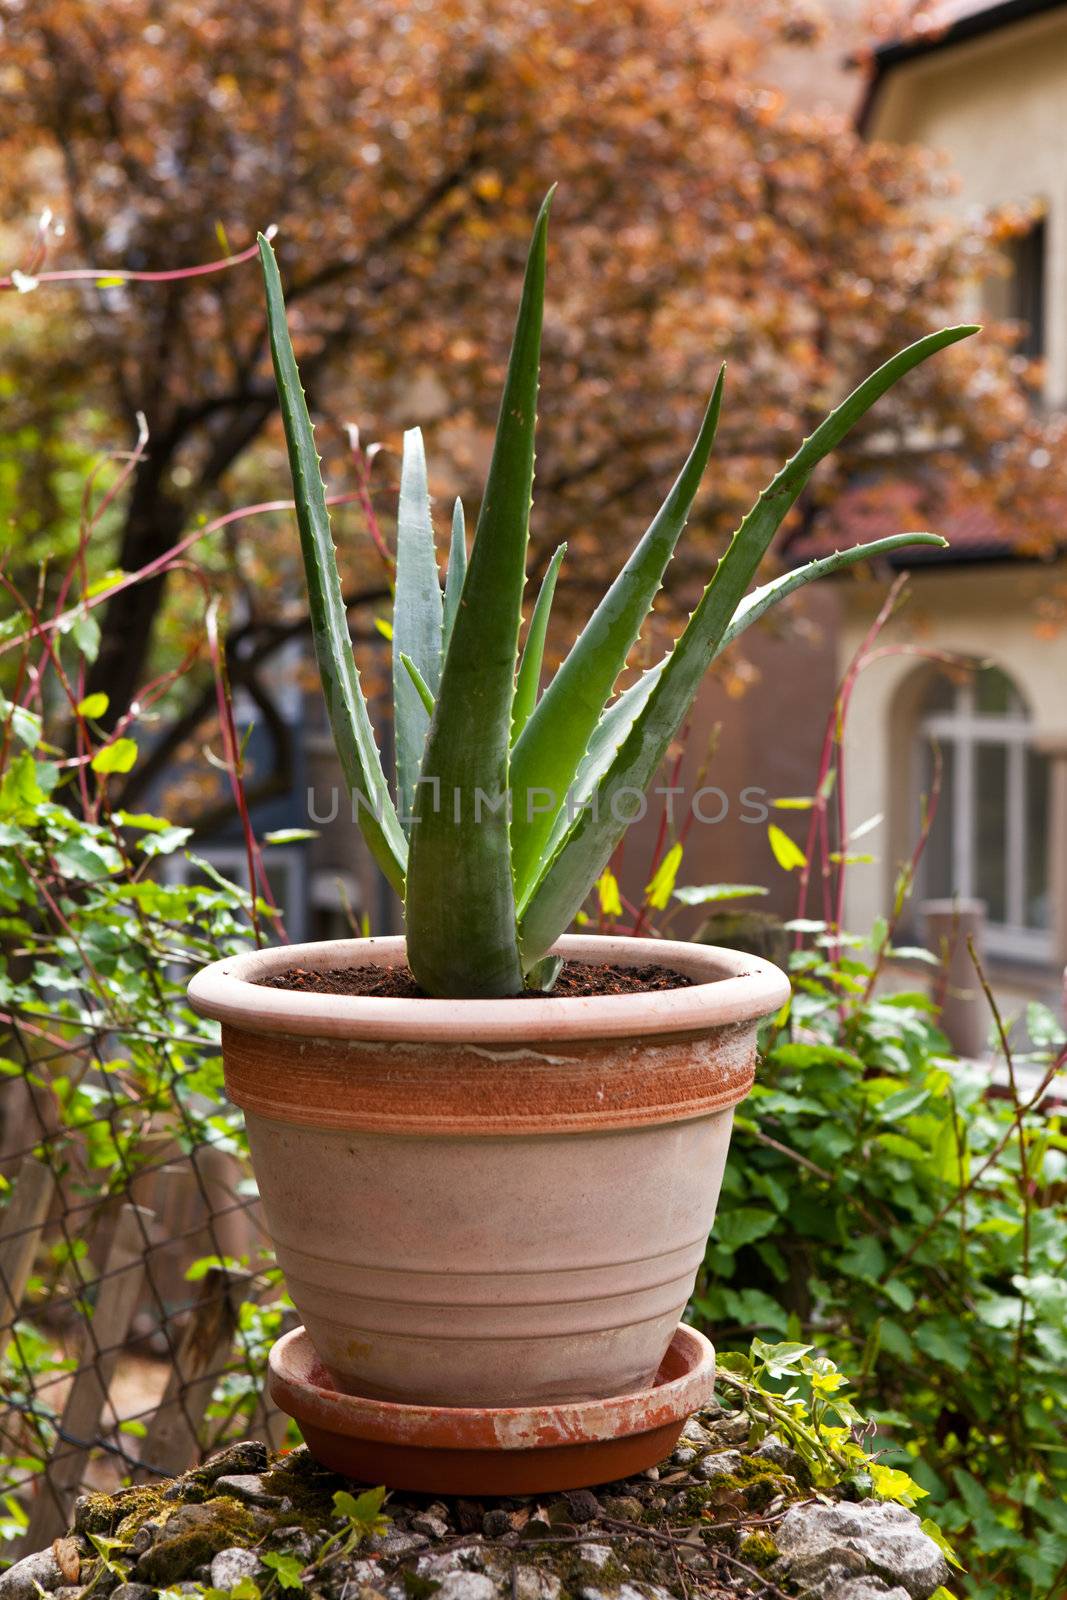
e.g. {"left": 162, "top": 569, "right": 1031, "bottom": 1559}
{"left": 0, "top": 570, "right": 98, "bottom": 816}
{"left": 884, "top": 1043, "right": 1065, "bottom": 1281}
{"left": 0, "top": 1011, "right": 83, "bottom": 1053}
{"left": 796, "top": 575, "right": 909, "bottom": 943}
{"left": 630, "top": 730, "right": 687, "bottom": 938}
{"left": 205, "top": 598, "right": 287, "bottom": 946}
{"left": 56, "top": 417, "right": 152, "bottom": 619}
{"left": 0, "top": 490, "right": 365, "bottom": 660}
{"left": 7, "top": 547, "right": 281, "bottom": 947}
{"left": 0, "top": 230, "right": 274, "bottom": 291}
{"left": 346, "top": 428, "right": 395, "bottom": 575}
{"left": 20, "top": 854, "right": 110, "bottom": 1003}
{"left": 862, "top": 742, "right": 942, "bottom": 1004}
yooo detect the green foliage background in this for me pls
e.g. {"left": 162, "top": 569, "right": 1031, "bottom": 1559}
{"left": 696, "top": 937, "right": 1067, "bottom": 1598}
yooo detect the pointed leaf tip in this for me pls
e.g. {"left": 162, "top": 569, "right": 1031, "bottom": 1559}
{"left": 260, "top": 230, "right": 407, "bottom": 893}
{"left": 405, "top": 185, "right": 548, "bottom": 995}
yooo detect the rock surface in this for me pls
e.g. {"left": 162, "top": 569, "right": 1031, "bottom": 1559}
{"left": 0, "top": 1548, "right": 63, "bottom": 1600}
{"left": 772, "top": 1503, "right": 949, "bottom": 1600}
{"left": 5, "top": 1400, "right": 951, "bottom": 1600}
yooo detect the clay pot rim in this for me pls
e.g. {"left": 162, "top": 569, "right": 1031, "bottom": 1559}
{"left": 268, "top": 1321, "right": 715, "bottom": 1451}
{"left": 188, "top": 933, "right": 789, "bottom": 1044}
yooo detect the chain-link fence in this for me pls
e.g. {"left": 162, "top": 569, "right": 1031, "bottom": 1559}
{"left": 0, "top": 1011, "right": 290, "bottom": 1557}
{"left": 0, "top": 753, "right": 294, "bottom": 1560}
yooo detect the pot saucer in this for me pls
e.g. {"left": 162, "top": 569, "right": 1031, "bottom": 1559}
{"left": 268, "top": 1324, "right": 715, "bottom": 1494}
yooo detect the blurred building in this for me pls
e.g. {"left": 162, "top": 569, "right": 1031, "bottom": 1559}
{"left": 660, "top": 0, "right": 1067, "bottom": 1010}
{"left": 172, "top": 0, "right": 1067, "bottom": 1003}
{"left": 837, "top": 0, "right": 1067, "bottom": 991}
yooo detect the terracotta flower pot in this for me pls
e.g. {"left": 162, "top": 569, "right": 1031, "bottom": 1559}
{"left": 188, "top": 934, "right": 788, "bottom": 1410}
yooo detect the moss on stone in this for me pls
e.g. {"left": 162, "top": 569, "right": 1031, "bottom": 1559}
{"left": 258, "top": 1449, "right": 348, "bottom": 1532}
{"left": 134, "top": 1496, "right": 261, "bottom": 1587}
{"left": 111, "top": 1478, "right": 173, "bottom": 1542}
{"left": 530, "top": 1543, "right": 655, "bottom": 1598}
{"left": 737, "top": 1531, "right": 779, "bottom": 1570}
{"left": 55, "top": 1398, "right": 857, "bottom": 1600}
{"left": 74, "top": 1490, "right": 126, "bottom": 1537}
{"left": 732, "top": 1457, "right": 792, "bottom": 1511}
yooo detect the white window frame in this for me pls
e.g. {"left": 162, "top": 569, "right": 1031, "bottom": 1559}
{"left": 918, "top": 679, "right": 1052, "bottom": 964}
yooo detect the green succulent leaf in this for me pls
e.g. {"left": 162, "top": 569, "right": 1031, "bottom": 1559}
{"left": 393, "top": 427, "right": 444, "bottom": 827}
{"left": 442, "top": 498, "right": 467, "bottom": 656}
{"left": 517, "top": 327, "right": 976, "bottom": 964}
{"left": 258, "top": 233, "right": 407, "bottom": 894}
{"left": 534, "top": 531, "right": 945, "bottom": 873}
{"left": 400, "top": 653, "right": 436, "bottom": 717}
{"left": 405, "top": 191, "right": 553, "bottom": 996}
{"left": 512, "top": 541, "right": 566, "bottom": 743}
{"left": 509, "top": 366, "right": 725, "bottom": 897}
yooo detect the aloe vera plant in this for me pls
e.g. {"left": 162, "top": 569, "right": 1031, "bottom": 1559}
{"left": 259, "top": 196, "right": 974, "bottom": 997}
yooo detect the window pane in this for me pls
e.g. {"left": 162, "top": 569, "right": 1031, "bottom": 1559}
{"left": 922, "top": 740, "right": 955, "bottom": 899}
{"left": 975, "top": 665, "right": 1023, "bottom": 716}
{"left": 975, "top": 742, "right": 1008, "bottom": 923}
{"left": 1008, "top": 219, "right": 1046, "bottom": 361}
{"left": 922, "top": 673, "right": 958, "bottom": 715}
{"left": 1026, "top": 748, "right": 1051, "bottom": 930}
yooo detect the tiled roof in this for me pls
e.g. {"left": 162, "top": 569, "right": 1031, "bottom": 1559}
{"left": 791, "top": 479, "right": 1063, "bottom": 566}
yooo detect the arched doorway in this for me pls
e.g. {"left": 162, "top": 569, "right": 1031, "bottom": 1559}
{"left": 917, "top": 664, "right": 1051, "bottom": 962}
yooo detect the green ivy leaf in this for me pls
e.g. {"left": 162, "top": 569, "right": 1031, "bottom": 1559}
{"left": 870, "top": 1462, "right": 927, "bottom": 1507}
{"left": 0, "top": 697, "right": 42, "bottom": 750}
{"left": 262, "top": 1551, "right": 304, "bottom": 1590}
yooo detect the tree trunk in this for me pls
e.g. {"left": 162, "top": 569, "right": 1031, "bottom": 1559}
{"left": 85, "top": 458, "right": 186, "bottom": 730}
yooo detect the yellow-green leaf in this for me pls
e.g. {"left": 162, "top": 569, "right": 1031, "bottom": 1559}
{"left": 76, "top": 693, "right": 110, "bottom": 719}
{"left": 645, "top": 841, "right": 683, "bottom": 910}
{"left": 91, "top": 738, "right": 138, "bottom": 775}
{"left": 596, "top": 869, "right": 622, "bottom": 918}
{"left": 870, "top": 1462, "right": 928, "bottom": 1506}
{"left": 768, "top": 824, "right": 806, "bottom": 872}
{"left": 84, "top": 569, "right": 127, "bottom": 600}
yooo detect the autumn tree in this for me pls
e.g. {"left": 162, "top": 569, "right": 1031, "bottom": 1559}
{"left": 0, "top": 0, "right": 1061, "bottom": 810}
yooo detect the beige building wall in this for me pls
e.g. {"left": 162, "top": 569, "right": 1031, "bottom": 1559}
{"left": 839, "top": 560, "right": 1067, "bottom": 966}
{"left": 867, "top": 7, "right": 1067, "bottom": 407}
{"left": 840, "top": 8, "right": 1067, "bottom": 979}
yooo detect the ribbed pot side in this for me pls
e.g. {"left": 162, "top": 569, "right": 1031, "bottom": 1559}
{"left": 188, "top": 935, "right": 789, "bottom": 1409}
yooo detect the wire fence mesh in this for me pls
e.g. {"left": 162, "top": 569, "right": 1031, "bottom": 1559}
{"left": 0, "top": 848, "right": 290, "bottom": 1559}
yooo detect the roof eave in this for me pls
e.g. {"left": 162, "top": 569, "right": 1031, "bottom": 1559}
{"left": 857, "top": 0, "right": 1067, "bottom": 134}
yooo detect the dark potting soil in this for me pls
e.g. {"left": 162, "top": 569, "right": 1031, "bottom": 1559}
{"left": 256, "top": 959, "right": 694, "bottom": 1000}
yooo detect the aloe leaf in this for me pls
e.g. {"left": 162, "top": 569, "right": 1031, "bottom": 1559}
{"left": 393, "top": 427, "right": 444, "bottom": 827}
{"left": 532, "top": 530, "right": 948, "bottom": 871}
{"left": 512, "top": 542, "right": 566, "bottom": 743}
{"left": 526, "top": 953, "right": 563, "bottom": 992}
{"left": 518, "top": 325, "right": 976, "bottom": 964}
{"left": 442, "top": 497, "right": 467, "bottom": 655}
{"left": 405, "top": 192, "right": 553, "bottom": 996}
{"left": 723, "top": 530, "right": 948, "bottom": 642}
{"left": 258, "top": 234, "right": 407, "bottom": 895}
{"left": 400, "top": 652, "right": 436, "bottom": 716}
{"left": 509, "top": 367, "right": 725, "bottom": 897}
